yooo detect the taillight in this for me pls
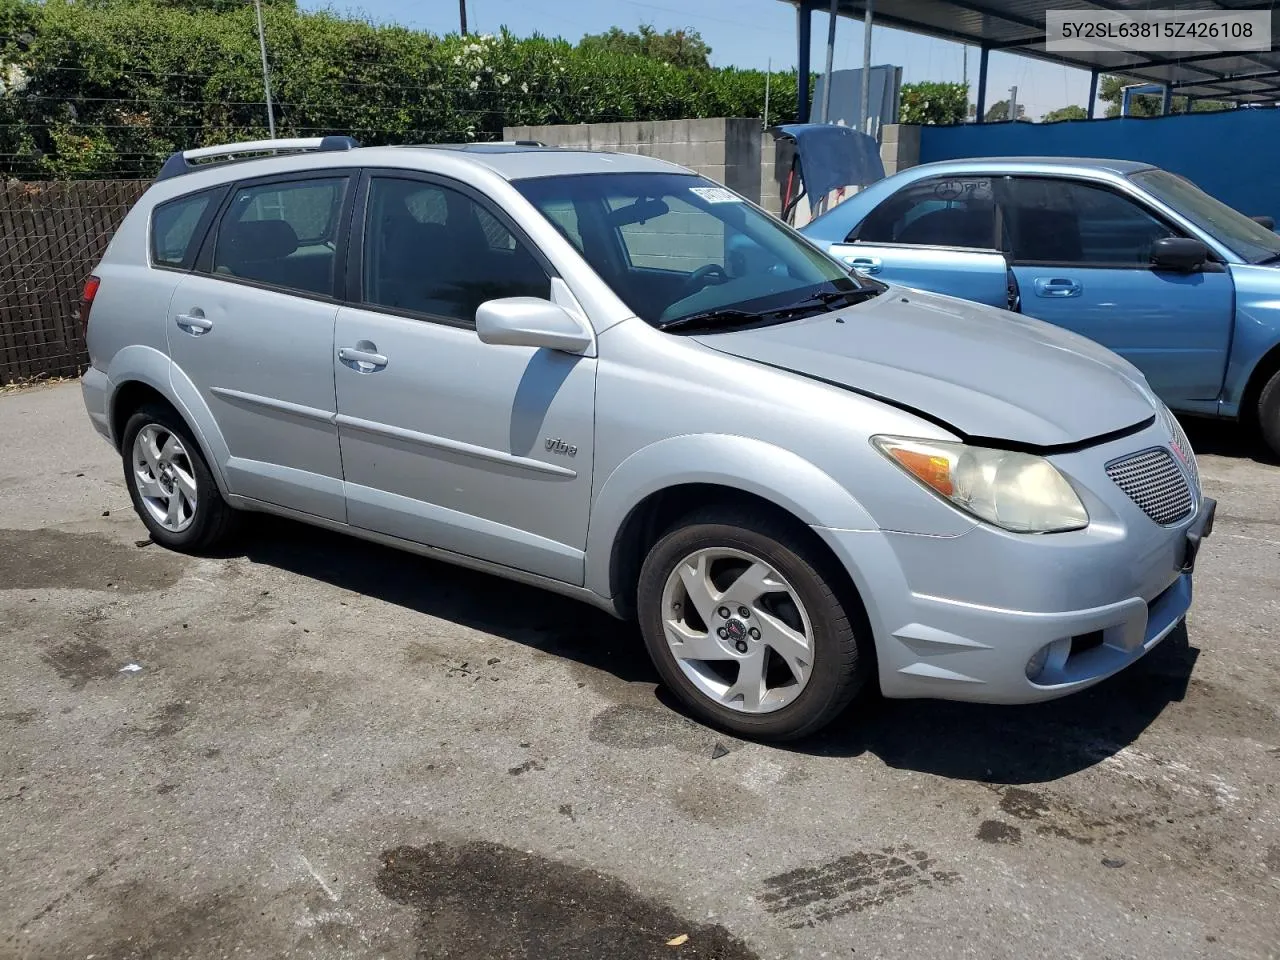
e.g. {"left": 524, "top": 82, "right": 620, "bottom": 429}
{"left": 79, "top": 275, "right": 101, "bottom": 335}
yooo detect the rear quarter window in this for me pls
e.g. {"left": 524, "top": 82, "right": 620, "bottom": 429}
{"left": 150, "top": 190, "right": 217, "bottom": 269}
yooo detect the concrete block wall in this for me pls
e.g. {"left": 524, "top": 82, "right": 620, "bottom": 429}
{"left": 504, "top": 118, "right": 764, "bottom": 270}
{"left": 503, "top": 118, "right": 763, "bottom": 203}
{"left": 879, "top": 123, "right": 921, "bottom": 176}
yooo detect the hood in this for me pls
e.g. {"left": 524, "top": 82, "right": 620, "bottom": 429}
{"left": 693, "top": 286, "right": 1156, "bottom": 449}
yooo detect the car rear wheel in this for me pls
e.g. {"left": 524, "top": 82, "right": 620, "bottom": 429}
{"left": 121, "top": 404, "right": 237, "bottom": 552}
{"left": 1259, "top": 368, "right": 1280, "bottom": 459}
{"left": 636, "top": 505, "right": 869, "bottom": 741}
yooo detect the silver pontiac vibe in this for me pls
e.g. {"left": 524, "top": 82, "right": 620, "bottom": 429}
{"left": 79, "top": 137, "right": 1214, "bottom": 740}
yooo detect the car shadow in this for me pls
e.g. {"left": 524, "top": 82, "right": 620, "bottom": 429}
{"left": 1179, "top": 414, "right": 1279, "bottom": 465}
{"left": 788, "top": 621, "right": 1198, "bottom": 784}
{"left": 237, "top": 515, "right": 1198, "bottom": 787}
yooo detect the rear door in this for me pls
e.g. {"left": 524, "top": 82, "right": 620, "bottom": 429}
{"left": 168, "top": 171, "right": 353, "bottom": 522}
{"left": 998, "top": 176, "right": 1234, "bottom": 408}
{"left": 828, "top": 174, "right": 1013, "bottom": 308}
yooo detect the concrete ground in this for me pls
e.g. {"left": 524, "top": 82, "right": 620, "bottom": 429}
{"left": 1, "top": 381, "right": 1278, "bottom": 960}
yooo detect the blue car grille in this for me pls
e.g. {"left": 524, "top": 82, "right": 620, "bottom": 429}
{"left": 1105, "top": 448, "right": 1194, "bottom": 526}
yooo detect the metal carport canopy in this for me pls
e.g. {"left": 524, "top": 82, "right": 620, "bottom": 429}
{"left": 780, "top": 0, "right": 1280, "bottom": 122}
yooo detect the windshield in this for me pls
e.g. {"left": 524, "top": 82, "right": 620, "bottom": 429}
{"left": 513, "top": 172, "right": 875, "bottom": 329}
{"left": 1131, "top": 168, "right": 1280, "bottom": 265}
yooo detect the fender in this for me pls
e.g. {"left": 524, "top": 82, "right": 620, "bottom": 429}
{"left": 106, "top": 345, "right": 233, "bottom": 497}
{"left": 584, "top": 434, "right": 878, "bottom": 598}
{"left": 1220, "top": 263, "right": 1280, "bottom": 416}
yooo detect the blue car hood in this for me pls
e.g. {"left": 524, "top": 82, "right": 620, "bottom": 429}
{"left": 693, "top": 286, "right": 1157, "bottom": 448}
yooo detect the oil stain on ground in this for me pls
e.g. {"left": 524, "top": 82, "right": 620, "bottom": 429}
{"left": 976, "top": 820, "right": 1023, "bottom": 845}
{"left": 588, "top": 704, "right": 744, "bottom": 757}
{"left": 376, "top": 841, "right": 759, "bottom": 959}
{"left": 758, "top": 847, "right": 959, "bottom": 928}
{"left": 0, "top": 528, "right": 186, "bottom": 592}
{"left": 40, "top": 637, "right": 118, "bottom": 690}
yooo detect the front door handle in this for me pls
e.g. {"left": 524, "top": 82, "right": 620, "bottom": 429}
{"left": 338, "top": 343, "right": 388, "bottom": 373}
{"left": 1033, "top": 278, "right": 1083, "bottom": 298}
{"left": 175, "top": 311, "right": 213, "bottom": 335}
{"left": 843, "top": 254, "right": 882, "bottom": 275}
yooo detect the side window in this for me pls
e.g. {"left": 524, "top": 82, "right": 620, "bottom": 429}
{"left": 539, "top": 199, "right": 584, "bottom": 252}
{"left": 362, "top": 177, "right": 550, "bottom": 324}
{"left": 609, "top": 193, "right": 725, "bottom": 272}
{"left": 210, "top": 177, "right": 348, "bottom": 297}
{"left": 856, "top": 177, "right": 997, "bottom": 249}
{"left": 151, "top": 190, "right": 216, "bottom": 269}
{"left": 1000, "top": 178, "right": 1176, "bottom": 266}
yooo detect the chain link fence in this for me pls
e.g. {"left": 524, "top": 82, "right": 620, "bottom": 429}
{"left": 1, "top": 179, "right": 148, "bottom": 384}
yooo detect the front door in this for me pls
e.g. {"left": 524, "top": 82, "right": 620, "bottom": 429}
{"left": 998, "top": 176, "right": 1234, "bottom": 409}
{"left": 834, "top": 174, "right": 1012, "bottom": 308}
{"left": 167, "top": 172, "right": 353, "bottom": 521}
{"left": 333, "top": 173, "right": 596, "bottom": 584}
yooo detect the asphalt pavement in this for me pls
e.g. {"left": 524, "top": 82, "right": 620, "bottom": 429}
{"left": 1, "top": 381, "right": 1278, "bottom": 960}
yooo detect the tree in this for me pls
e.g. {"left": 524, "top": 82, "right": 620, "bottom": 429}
{"left": 577, "top": 24, "right": 711, "bottom": 70}
{"left": 983, "top": 99, "right": 1025, "bottom": 122}
{"left": 1099, "top": 74, "right": 1234, "bottom": 117}
{"left": 1041, "top": 104, "right": 1087, "bottom": 122}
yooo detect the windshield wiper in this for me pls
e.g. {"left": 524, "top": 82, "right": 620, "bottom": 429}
{"left": 1257, "top": 252, "right": 1280, "bottom": 265}
{"left": 655, "top": 308, "right": 765, "bottom": 332}
{"left": 782, "top": 287, "right": 881, "bottom": 310}
{"left": 657, "top": 286, "right": 881, "bottom": 333}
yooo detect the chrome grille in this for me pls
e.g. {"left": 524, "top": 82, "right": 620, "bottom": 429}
{"left": 1106, "top": 448, "right": 1193, "bottom": 526}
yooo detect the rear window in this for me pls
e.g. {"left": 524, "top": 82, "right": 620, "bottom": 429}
{"left": 151, "top": 190, "right": 216, "bottom": 268}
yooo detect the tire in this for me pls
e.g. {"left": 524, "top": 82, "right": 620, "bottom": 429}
{"left": 636, "top": 505, "right": 869, "bottom": 741}
{"left": 1259, "top": 367, "right": 1280, "bottom": 459}
{"left": 120, "top": 403, "right": 238, "bottom": 552}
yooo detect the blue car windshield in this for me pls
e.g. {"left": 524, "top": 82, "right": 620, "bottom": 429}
{"left": 513, "top": 172, "right": 870, "bottom": 328}
{"left": 1131, "top": 168, "right": 1280, "bottom": 265}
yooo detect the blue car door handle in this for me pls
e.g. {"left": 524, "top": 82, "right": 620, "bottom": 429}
{"left": 1033, "top": 277, "right": 1082, "bottom": 298}
{"left": 842, "top": 254, "right": 882, "bottom": 275}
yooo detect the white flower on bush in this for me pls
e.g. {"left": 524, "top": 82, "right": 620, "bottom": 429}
{"left": 0, "top": 62, "right": 29, "bottom": 96}
{"left": 520, "top": 82, "right": 529, "bottom": 94}
{"left": 497, "top": 74, "right": 510, "bottom": 86}
{"left": 468, "top": 78, "right": 479, "bottom": 91}
{"left": 453, "top": 55, "right": 462, "bottom": 66}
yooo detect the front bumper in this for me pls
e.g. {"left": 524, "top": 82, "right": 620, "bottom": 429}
{"left": 815, "top": 422, "right": 1214, "bottom": 704}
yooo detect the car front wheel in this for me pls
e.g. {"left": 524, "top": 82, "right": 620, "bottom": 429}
{"left": 636, "top": 506, "right": 869, "bottom": 741}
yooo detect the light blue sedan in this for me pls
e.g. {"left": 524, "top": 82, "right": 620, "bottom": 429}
{"left": 799, "top": 158, "right": 1280, "bottom": 457}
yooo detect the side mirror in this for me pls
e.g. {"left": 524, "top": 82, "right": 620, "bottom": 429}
{"left": 475, "top": 297, "right": 593, "bottom": 355}
{"left": 1251, "top": 214, "right": 1276, "bottom": 231}
{"left": 1150, "top": 237, "right": 1209, "bottom": 273}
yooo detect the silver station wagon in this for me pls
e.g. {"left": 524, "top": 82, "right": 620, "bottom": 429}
{"left": 79, "top": 137, "right": 1215, "bottom": 740}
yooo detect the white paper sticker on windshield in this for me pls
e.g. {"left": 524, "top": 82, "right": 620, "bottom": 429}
{"left": 690, "top": 186, "right": 741, "bottom": 204}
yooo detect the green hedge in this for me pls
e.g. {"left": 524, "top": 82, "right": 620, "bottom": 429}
{"left": 0, "top": 0, "right": 807, "bottom": 177}
{"left": 0, "top": 0, "right": 964, "bottom": 178}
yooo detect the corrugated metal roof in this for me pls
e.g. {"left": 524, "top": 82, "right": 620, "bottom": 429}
{"left": 781, "top": 0, "right": 1280, "bottom": 103}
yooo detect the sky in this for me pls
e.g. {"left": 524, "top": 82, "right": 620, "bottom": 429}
{"left": 299, "top": 0, "right": 1098, "bottom": 121}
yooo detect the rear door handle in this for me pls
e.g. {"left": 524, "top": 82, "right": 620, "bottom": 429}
{"left": 175, "top": 311, "right": 213, "bottom": 335}
{"left": 338, "top": 345, "right": 388, "bottom": 372}
{"left": 1033, "top": 278, "right": 1082, "bottom": 298}
{"left": 843, "top": 255, "right": 882, "bottom": 275}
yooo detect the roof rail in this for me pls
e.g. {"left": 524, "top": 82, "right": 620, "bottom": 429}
{"left": 155, "top": 135, "right": 361, "bottom": 181}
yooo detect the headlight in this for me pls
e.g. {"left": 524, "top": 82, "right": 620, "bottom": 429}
{"left": 872, "top": 436, "right": 1089, "bottom": 533}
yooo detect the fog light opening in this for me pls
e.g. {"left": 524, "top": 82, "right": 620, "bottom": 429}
{"left": 1026, "top": 638, "right": 1072, "bottom": 682}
